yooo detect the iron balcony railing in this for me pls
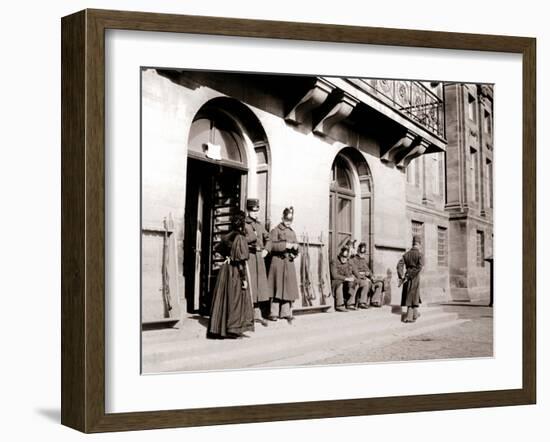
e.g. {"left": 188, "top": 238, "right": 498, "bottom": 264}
{"left": 347, "top": 78, "right": 445, "bottom": 139}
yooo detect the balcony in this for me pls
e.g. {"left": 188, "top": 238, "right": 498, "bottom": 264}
{"left": 345, "top": 78, "right": 445, "bottom": 139}
{"left": 286, "top": 76, "right": 447, "bottom": 161}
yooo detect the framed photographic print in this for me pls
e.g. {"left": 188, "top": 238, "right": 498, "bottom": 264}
{"left": 61, "top": 9, "right": 536, "bottom": 433}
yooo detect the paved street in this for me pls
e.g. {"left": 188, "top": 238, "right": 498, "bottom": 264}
{"left": 142, "top": 303, "right": 493, "bottom": 373}
{"left": 306, "top": 303, "right": 493, "bottom": 366}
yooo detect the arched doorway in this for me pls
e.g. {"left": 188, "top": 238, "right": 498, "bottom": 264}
{"left": 184, "top": 100, "right": 270, "bottom": 314}
{"left": 328, "top": 149, "right": 373, "bottom": 264}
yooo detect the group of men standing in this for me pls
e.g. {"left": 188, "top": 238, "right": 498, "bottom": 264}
{"left": 216, "top": 197, "right": 424, "bottom": 334}
{"left": 206, "top": 200, "right": 299, "bottom": 339}
{"left": 244, "top": 199, "right": 299, "bottom": 325}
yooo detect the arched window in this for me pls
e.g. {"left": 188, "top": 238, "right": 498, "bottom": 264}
{"left": 329, "top": 155, "right": 356, "bottom": 259}
{"left": 187, "top": 112, "right": 245, "bottom": 166}
{"left": 328, "top": 149, "right": 373, "bottom": 262}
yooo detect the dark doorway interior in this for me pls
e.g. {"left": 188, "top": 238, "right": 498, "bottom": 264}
{"left": 184, "top": 158, "right": 245, "bottom": 315}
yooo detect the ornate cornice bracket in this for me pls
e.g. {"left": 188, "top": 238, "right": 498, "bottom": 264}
{"left": 285, "top": 79, "right": 334, "bottom": 125}
{"left": 381, "top": 131, "right": 418, "bottom": 165}
{"left": 313, "top": 93, "right": 359, "bottom": 137}
{"left": 397, "top": 138, "right": 430, "bottom": 169}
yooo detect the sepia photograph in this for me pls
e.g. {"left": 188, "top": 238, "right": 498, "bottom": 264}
{"left": 140, "top": 68, "right": 494, "bottom": 374}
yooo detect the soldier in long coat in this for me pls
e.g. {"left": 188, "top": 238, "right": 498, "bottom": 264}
{"left": 244, "top": 198, "right": 270, "bottom": 327}
{"left": 397, "top": 235, "right": 424, "bottom": 323}
{"left": 267, "top": 207, "right": 299, "bottom": 323}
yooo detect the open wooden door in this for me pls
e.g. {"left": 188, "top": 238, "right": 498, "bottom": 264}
{"left": 184, "top": 159, "right": 245, "bottom": 314}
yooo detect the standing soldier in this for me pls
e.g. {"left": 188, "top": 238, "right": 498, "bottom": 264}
{"left": 330, "top": 247, "right": 357, "bottom": 312}
{"left": 244, "top": 198, "right": 270, "bottom": 327}
{"left": 267, "top": 207, "right": 299, "bottom": 323}
{"left": 397, "top": 235, "right": 424, "bottom": 323}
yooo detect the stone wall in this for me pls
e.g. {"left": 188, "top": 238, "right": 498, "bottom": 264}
{"left": 444, "top": 83, "right": 494, "bottom": 303}
{"left": 141, "top": 69, "right": 461, "bottom": 321}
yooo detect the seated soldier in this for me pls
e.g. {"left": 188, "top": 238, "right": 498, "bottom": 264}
{"left": 350, "top": 242, "right": 372, "bottom": 309}
{"left": 350, "top": 242, "right": 385, "bottom": 308}
{"left": 330, "top": 247, "right": 357, "bottom": 312}
{"left": 369, "top": 277, "right": 385, "bottom": 307}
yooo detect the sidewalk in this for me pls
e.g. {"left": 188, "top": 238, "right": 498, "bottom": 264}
{"left": 142, "top": 303, "right": 492, "bottom": 373}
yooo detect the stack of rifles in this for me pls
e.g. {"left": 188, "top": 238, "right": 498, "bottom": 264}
{"left": 299, "top": 233, "right": 331, "bottom": 307}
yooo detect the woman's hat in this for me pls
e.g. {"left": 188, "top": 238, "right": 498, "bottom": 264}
{"left": 231, "top": 210, "right": 246, "bottom": 230}
{"left": 282, "top": 206, "right": 294, "bottom": 221}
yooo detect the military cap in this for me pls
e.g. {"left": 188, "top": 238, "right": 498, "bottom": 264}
{"left": 339, "top": 247, "right": 350, "bottom": 258}
{"left": 246, "top": 198, "right": 260, "bottom": 211}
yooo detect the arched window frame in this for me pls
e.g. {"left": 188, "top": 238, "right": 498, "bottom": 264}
{"left": 328, "top": 149, "right": 374, "bottom": 266}
{"left": 331, "top": 156, "right": 356, "bottom": 196}
{"left": 329, "top": 155, "right": 356, "bottom": 259}
{"left": 184, "top": 98, "right": 272, "bottom": 313}
{"left": 187, "top": 108, "right": 249, "bottom": 171}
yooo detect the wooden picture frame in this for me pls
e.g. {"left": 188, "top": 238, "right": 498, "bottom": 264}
{"left": 61, "top": 9, "right": 536, "bottom": 433}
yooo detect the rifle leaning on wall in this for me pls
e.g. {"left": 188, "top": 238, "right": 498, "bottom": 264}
{"left": 305, "top": 233, "right": 316, "bottom": 301}
{"left": 318, "top": 232, "right": 331, "bottom": 305}
{"left": 162, "top": 217, "right": 173, "bottom": 317}
{"left": 299, "top": 234, "right": 310, "bottom": 306}
{"left": 299, "top": 233, "right": 317, "bottom": 306}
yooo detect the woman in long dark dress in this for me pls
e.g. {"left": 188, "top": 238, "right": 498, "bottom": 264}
{"left": 207, "top": 211, "right": 255, "bottom": 338}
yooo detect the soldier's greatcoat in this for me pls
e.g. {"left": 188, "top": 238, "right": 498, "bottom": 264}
{"left": 244, "top": 216, "right": 270, "bottom": 303}
{"left": 330, "top": 259, "right": 355, "bottom": 289}
{"left": 350, "top": 255, "right": 372, "bottom": 280}
{"left": 397, "top": 246, "right": 424, "bottom": 307}
{"left": 267, "top": 223, "right": 300, "bottom": 301}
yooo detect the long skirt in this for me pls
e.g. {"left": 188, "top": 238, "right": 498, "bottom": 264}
{"left": 208, "top": 262, "right": 255, "bottom": 338}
